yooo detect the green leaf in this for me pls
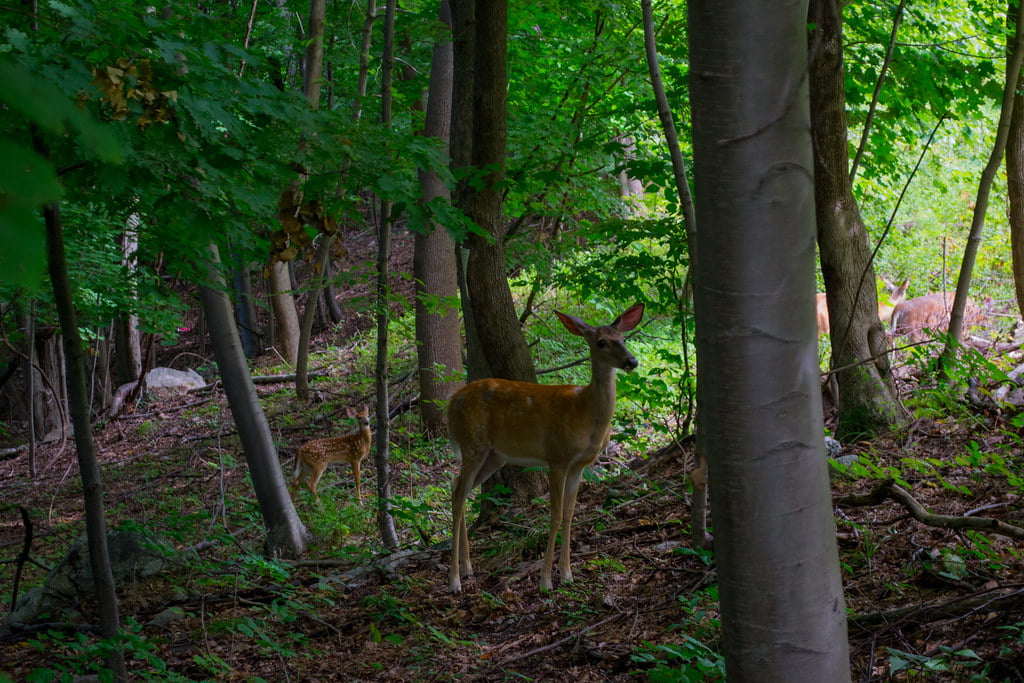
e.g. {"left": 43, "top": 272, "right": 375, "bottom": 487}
{"left": 0, "top": 142, "right": 60, "bottom": 289}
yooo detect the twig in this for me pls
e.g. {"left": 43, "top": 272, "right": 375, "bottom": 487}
{"left": 10, "top": 507, "right": 32, "bottom": 610}
{"left": 836, "top": 479, "right": 1024, "bottom": 540}
{"left": 849, "top": 586, "right": 1024, "bottom": 631}
{"left": 502, "top": 610, "right": 626, "bottom": 665}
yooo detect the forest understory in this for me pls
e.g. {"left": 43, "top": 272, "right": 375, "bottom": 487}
{"left": 2, "top": 366, "right": 1023, "bottom": 681}
{"left": 2, "top": 236, "right": 1024, "bottom": 681}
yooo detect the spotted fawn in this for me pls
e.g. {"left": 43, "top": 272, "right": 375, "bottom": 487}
{"left": 292, "top": 406, "right": 372, "bottom": 502}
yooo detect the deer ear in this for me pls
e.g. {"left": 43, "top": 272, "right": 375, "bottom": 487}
{"left": 555, "top": 311, "right": 589, "bottom": 337}
{"left": 613, "top": 303, "right": 644, "bottom": 332}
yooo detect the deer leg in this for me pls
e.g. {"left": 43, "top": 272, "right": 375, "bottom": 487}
{"left": 470, "top": 449, "right": 506, "bottom": 490}
{"left": 352, "top": 461, "right": 362, "bottom": 501}
{"left": 290, "top": 463, "right": 305, "bottom": 502}
{"left": 542, "top": 466, "right": 568, "bottom": 592}
{"left": 450, "top": 470, "right": 477, "bottom": 593}
{"left": 450, "top": 446, "right": 485, "bottom": 593}
{"left": 308, "top": 467, "right": 325, "bottom": 503}
{"left": 688, "top": 450, "right": 713, "bottom": 549}
{"left": 557, "top": 467, "right": 585, "bottom": 583}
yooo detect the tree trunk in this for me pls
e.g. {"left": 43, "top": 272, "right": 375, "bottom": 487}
{"left": 943, "top": 0, "right": 1024, "bottom": 361}
{"left": 20, "top": 303, "right": 37, "bottom": 477}
{"left": 450, "top": 0, "right": 489, "bottom": 382}
{"left": 322, "top": 261, "right": 345, "bottom": 325}
{"left": 809, "top": 0, "right": 908, "bottom": 439}
{"left": 113, "top": 219, "right": 141, "bottom": 386}
{"left": 457, "top": 0, "right": 535, "bottom": 384}
{"left": 415, "top": 0, "right": 463, "bottom": 435}
{"left": 641, "top": 0, "right": 709, "bottom": 548}
{"left": 231, "top": 258, "right": 259, "bottom": 358}
{"left": 37, "top": 332, "right": 67, "bottom": 442}
{"left": 297, "top": 235, "right": 333, "bottom": 401}
{"left": 200, "top": 244, "right": 309, "bottom": 558}
{"left": 372, "top": 0, "right": 400, "bottom": 550}
{"left": 689, "top": 1, "right": 850, "bottom": 679}
{"left": 270, "top": 261, "right": 300, "bottom": 366}
{"left": 450, "top": 0, "right": 544, "bottom": 504}
{"left": 295, "top": 0, "right": 328, "bottom": 402}
{"left": 1008, "top": 0, "right": 1024, "bottom": 317}
{"left": 44, "top": 202, "right": 127, "bottom": 681}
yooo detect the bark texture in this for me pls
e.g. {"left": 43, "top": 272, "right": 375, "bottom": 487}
{"left": 415, "top": 0, "right": 463, "bottom": 434}
{"left": 689, "top": 0, "right": 851, "bottom": 678}
{"left": 809, "top": 0, "right": 908, "bottom": 439}
{"left": 201, "top": 245, "right": 309, "bottom": 558}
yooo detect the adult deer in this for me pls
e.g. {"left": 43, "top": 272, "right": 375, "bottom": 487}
{"left": 890, "top": 291, "right": 985, "bottom": 342}
{"left": 816, "top": 278, "right": 909, "bottom": 337}
{"left": 447, "top": 303, "right": 644, "bottom": 593}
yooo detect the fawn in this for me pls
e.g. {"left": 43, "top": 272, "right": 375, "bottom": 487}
{"left": 292, "top": 406, "right": 372, "bottom": 503}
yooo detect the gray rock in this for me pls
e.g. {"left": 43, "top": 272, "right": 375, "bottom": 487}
{"left": 7, "top": 528, "right": 185, "bottom": 628}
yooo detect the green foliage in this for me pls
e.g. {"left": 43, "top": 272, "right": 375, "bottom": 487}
{"left": 630, "top": 638, "right": 726, "bottom": 683}
{"left": 26, "top": 619, "right": 190, "bottom": 683}
{"left": 888, "top": 645, "right": 987, "bottom": 680}
{"left": 0, "top": 54, "right": 123, "bottom": 290}
{"left": 630, "top": 587, "right": 725, "bottom": 681}
{"left": 552, "top": 216, "right": 694, "bottom": 441}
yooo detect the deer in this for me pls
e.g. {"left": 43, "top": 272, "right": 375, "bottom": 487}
{"left": 816, "top": 278, "right": 909, "bottom": 337}
{"left": 447, "top": 303, "right": 645, "bottom": 594}
{"left": 890, "top": 291, "right": 985, "bottom": 342}
{"left": 291, "top": 406, "right": 372, "bottom": 503}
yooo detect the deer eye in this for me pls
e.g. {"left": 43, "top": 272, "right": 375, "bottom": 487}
{"left": 597, "top": 339, "right": 607, "bottom": 348}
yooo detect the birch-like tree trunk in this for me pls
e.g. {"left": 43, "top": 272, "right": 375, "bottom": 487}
{"left": 689, "top": 1, "right": 850, "bottom": 678}
{"left": 200, "top": 245, "right": 309, "bottom": 558}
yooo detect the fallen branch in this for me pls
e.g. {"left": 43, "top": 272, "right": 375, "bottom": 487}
{"left": 836, "top": 479, "right": 1024, "bottom": 541}
{"left": 501, "top": 610, "right": 626, "bottom": 665}
{"left": 849, "top": 586, "right": 1024, "bottom": 630}
{"left": 251, "top": 371, "right": 327, "bottom": 384}
{"left": 0, "top": 445, "right": 27, "bottom": 460}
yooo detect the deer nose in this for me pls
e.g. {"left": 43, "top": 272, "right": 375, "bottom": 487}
{"left": 622, "top": 355, "right": 638, "bottom": 372}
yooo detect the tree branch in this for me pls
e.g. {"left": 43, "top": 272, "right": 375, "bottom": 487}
{"left": 836, "top": 479, "right": 1024, "bottom": 541}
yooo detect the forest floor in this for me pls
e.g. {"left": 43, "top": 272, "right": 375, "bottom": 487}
{"left": 3, "top": 233, "right": 1024, "bottom": 681}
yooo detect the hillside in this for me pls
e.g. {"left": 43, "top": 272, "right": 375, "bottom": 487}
{"left": 2, "top": 234, "right": 1023, "bottom": 680}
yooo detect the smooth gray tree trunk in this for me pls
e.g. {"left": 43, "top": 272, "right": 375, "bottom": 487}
{"left": 689, "top": 1, "right": 851, "bottom": 679}
{"left": 200, "top": 244, "right": 309, "bottom": 558}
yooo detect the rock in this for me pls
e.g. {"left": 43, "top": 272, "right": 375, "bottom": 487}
{"left": 7, "top": 528, "right": 186, "bottom": 628}
{"left": 824, "top": 437, "right": 860, "bottom": 480}
{"left": 144, "top": 367, "right": 205, "bottom": 390}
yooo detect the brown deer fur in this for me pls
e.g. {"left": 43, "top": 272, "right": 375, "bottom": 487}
{"left": 292, "top": 406, "right": 372, "bottom": 502}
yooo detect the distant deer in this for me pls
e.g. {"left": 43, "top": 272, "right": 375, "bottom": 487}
{"left": 890, "top": 291, "right": 985, "bottom": 342}
{"left": 292, "top": 406, "right": 372, "bottom": 503}
{"left": 816, "top": 278, "right": 909, "bottom": 337}
{"left": 447, "top": 303, "right": 645, "bottom": 593}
